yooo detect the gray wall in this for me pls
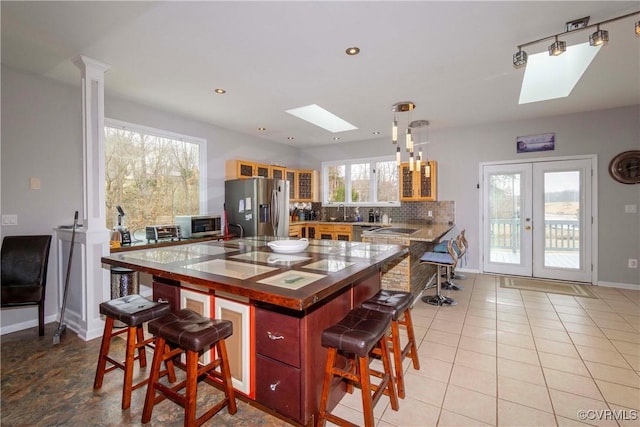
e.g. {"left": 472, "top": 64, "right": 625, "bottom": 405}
{"left": 0, "top": 65, "right": 299, "bottom": 333}
{"left": 300, "top": 106, "right": 640, "bottom": 287}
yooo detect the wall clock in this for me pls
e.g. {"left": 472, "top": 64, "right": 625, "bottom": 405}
{"left": 609, "top": 150, "right": 640, "bottom": 184}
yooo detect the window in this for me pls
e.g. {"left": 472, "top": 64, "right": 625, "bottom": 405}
{"left": 105, "top": 119, "right": 206, "bottom": 232}
{"left": 322, "top": 156, "right": 399, "bottom": 206}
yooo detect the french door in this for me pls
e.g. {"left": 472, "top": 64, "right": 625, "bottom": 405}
{"left": 482, "top": 158, "right": 593, "bottom": 282}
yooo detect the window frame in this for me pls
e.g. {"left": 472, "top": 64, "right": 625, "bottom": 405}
{"left": 321, "top": 155, "right": 400, "bottom": 207}
{"left": 105, "top": 118, "right": 208, "bottom": 214}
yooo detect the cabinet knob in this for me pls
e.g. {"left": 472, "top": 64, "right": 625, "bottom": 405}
{"left": 270, "top": 380, "right": 280, "bottom": 391}
{"left": 267, "top": 331, "right": 285, "bottom": 340}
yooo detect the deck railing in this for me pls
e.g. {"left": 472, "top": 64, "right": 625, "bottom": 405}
{"left": 490, "top": 219, "right": 579, "bottom": 251}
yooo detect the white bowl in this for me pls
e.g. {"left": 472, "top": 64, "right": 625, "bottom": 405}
{"left": 267, "top": 238, "right": 309, "bottom": 254}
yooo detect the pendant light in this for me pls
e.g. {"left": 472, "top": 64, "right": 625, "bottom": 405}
{"left": 409, "top": 120, "right": 431, "bottom": 178}
{"left": 391, "top": 101, "right": 416, "bottom": 169}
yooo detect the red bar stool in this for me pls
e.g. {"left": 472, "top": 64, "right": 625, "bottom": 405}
{"left": 142, "top": 308, "right": 237, "bottom": 426}
{"left": 93, "top": 294, "right": 175, "bottom": 410}
{"left": 317, "top": 307, "right": 399, "bottom": 427}
{"left": 361, "top": 290, "right": 420, "bottom": 399}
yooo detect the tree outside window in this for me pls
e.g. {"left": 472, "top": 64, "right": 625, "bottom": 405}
{"left": 105, "top": 124, "right": 202, "bottom": 234}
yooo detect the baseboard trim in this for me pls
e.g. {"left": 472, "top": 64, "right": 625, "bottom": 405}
{"left": 597, "top": 281, "right": 640, "bottom": 290}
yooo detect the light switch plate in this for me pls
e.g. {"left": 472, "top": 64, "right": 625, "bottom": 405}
{"left": 624, "top": 204, "right": 637, "bottom": 214}
{"left": 30, "top": 177, "right": 41, "bottom": 190}
{"left": 1, "top": 214, "right": 18, "bottom": 225}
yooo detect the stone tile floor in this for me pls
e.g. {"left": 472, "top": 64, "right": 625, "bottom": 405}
{"left": 2, "top": 273, "right": 639, "bottom": 426}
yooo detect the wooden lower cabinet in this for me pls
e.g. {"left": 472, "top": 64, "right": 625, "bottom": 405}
{"left": 215, "top": 294, "right": 253, "bottom": 397}
{"left": 256, "top": 355, "right": 302, "bottom": 420}
{"left": 254, "top": 272, "right": 379, "bottom": 425}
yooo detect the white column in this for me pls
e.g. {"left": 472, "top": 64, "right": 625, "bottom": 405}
{"left": 58, "top": 55, "right": 111, "bottom": 341}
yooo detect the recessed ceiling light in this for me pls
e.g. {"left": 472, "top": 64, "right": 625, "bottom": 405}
{"left": 214, "top": 88, "right": 226, "bottom": 94}
{"left": 258, "top": 127, "right": 266, "bottom": 131}
{"left": 287, "top": 136, "right": 295, "bottom": 140}
{"left": 345, "top": 46, "right": 360, "bottom": 55}
{"left": 373, "top": 131, "right": 380, "bottom": 135}
{"left": 285, "top": 104, "right": 357, "bottom": 133}
{"left": 333, "top": 137, "right": 340, "bottom": 141}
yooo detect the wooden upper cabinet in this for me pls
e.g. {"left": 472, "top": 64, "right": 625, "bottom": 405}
{"left": 226, "top": 160, "right": 255, "bottom": 179}
{"left": 399, "top": 161, "right": 437, "bottom": 201}
{"left": 294, "top": 170, "right": 318, "bottom": 202}
{"left": 226, "top": 160, "right": 288, "bottom": 180}
{"left": 255, "top": 163, "right": 270, "bottom": 178}
{"left": 271, "top": 165, "right": 286, "bottom": 181}
{"left": 285, "top": 170, "right": 296, "bottom": 200}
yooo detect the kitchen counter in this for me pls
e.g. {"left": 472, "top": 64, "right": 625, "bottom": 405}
{"left": 100, "top": 237, "right": 406, "bottom": 425}
{"left": 361, "top": 222, "right": 454, "bottom": 295}
{"left": 102, "top": 236, "right": 406, "bottom": 311}
{"left": 293, "top": 220, "right": 452, "bottom": 241}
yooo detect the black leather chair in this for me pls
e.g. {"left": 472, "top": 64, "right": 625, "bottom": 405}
{"left": 1, "top": 235, "right": 52, "bottom": 336}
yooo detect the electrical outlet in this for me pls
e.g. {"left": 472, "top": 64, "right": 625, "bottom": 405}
{"left": 629, "top": 259, "right": 638, "bottom": 269}
{"left": 427, "top": 211, "right": 433, "bottom": 217}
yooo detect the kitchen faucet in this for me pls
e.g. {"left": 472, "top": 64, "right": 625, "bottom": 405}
{"left": 339, "top": 204, "right": 346, "bottom": 221}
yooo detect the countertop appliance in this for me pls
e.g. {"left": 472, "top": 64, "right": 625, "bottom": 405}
{"left": 145, "top": 225, "right": 182, "bottom": 242}
{"left": 225, "top": 178, "right": 290, "bottom": 237}
{"left": 174, "top": 214, "right": 222, "bottom": 238}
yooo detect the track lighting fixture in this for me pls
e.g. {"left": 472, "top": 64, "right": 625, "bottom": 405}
{"left": 589, "top": 25, "right": 609, "bottom": 46}
{"left": 513, "top": 10, "right": 639, "bottom": 68}
{"left": 549, "top": 36, "right": 567, "bottom": 56}
{"left": 513, "top": 48, "right": 528, "bottom": 68}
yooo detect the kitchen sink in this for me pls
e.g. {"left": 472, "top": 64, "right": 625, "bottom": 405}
{"left": 372, "top": 227, "right": 418, "bottom": 235}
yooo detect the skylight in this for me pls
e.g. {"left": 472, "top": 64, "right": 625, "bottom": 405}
{"left": 519, "top": 43, "right": 601, "bottom": 104}
{"left": 285, "top": 104, "right": 357, "bottom": 133}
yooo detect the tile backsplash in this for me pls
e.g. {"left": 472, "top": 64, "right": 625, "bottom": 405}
{"left": 307, "top": 200, "right": 455, "bottom": 224}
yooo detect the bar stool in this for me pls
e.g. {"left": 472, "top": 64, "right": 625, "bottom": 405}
{"left": 317, "top": 307, "right": 399, "bottom": 427}
{"left": 420, "top": 240, "right": 458, "bottom": 306}
{"left": 141, "top": 308, "right": 237, "bottom": 426}
{"left": 93, "top": 294, "right": 175, "bottom": 410}
{"left": 361, "top": 290, "right": 420, "bottom": 399}
{"left": 432, "top": 230, "right": 467, "bottom": 290}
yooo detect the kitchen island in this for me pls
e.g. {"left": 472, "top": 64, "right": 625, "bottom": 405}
{"left": 101, "top": 237, "right": 407, "bottom": 425}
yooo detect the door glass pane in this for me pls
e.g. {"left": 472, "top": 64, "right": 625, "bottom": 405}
{"left": 489, "top": 173, "right": 521, "bottom": 264}
{"left": 351, "top": 163, "right": 370, "bottom": 202}
{"left": 327, "top": 165, "right": 346, "bottom": 202}
{"left": 543, "top": 171, "right": 580, "bottom": 269}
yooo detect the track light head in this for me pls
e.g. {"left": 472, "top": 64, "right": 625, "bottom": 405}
{"left": 548, "top": 36, "right": 566, "bottom": 56}
{"left": 513, "top": 49, "right": 528, "bottom": 68}
{"left": 589, "top": 26, "right": 609, "bottom": 46}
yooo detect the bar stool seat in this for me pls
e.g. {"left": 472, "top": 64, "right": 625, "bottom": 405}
{"left": 361, "top": 290, "right": 420, "bottom": 399}
{"left": 317, "top": 307, "right": 398, "bottom": 427}
{"left": 420, "top": 241, "right": 458, "bottom": 306}
{"left": 142, "top": 309, "right": 237, "bottom": 426}
{"left": 94, "top": 294, "right": 175, "bottom": 410}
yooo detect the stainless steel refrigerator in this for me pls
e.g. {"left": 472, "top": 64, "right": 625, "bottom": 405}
{"left": 224, "top": 178, "right": 290, "bottom": 237}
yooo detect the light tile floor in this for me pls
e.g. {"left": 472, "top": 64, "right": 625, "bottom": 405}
{"left": 328, "top": 273, "right": 640, "bottom": 427}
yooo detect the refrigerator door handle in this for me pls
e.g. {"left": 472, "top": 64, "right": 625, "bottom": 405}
{"left": 271, "top": 189, "right": 279, "bottom": 234}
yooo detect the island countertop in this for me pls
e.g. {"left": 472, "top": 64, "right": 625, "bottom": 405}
{"left": 101, "top": 237, "right": 407, "bottom": 311}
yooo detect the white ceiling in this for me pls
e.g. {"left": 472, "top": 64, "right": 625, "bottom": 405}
{"left": 2, "top": 1, "right": 639, "bottom": 148}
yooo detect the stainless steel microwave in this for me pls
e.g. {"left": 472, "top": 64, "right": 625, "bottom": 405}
{"left": 174, "top": 215, "right": 222, "bottom": 238}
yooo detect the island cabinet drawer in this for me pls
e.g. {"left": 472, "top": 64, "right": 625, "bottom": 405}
{"left": 317, "top": 224, "right": 334, "bottom": 233}
{"left": 255, "top": 355, "right": 301, "bottom": 421}
{"left": 255, "top": 308, "right": 301, "bottom": 367}
{"left": 334, "top": 225, "right": 352, "bottom": 233}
